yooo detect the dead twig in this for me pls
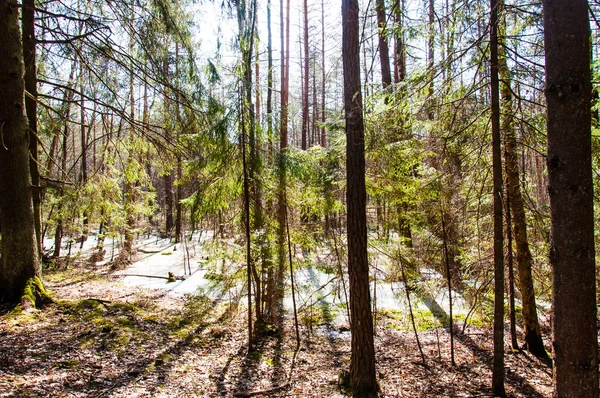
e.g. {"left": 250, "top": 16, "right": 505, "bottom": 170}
{"left": 233, "top": 383, "right": 290, "bottom": 397}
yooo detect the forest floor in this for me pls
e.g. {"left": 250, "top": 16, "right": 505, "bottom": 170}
{"left": 0, "top": 263, "right": 554, "bottom": 397}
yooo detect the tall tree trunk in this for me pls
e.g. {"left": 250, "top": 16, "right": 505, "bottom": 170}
{"left": 441, "top": 211, "right": 455, "bottom": 366}
{"left": 235, "top": 0, "right": 262, "bottom": 329}
{"left": 54, "top": 89, "right": 74, "bottom": 259}
{"left": 122, "top": 0, "right": 137, "bottom": 262}
{"left": 374, "top": 0, "right": 391, "bottom": 235}
{"left": 542, "top": 1, "right": 599, "bottom": 396}
{"left": 427, "top": 0, "right": 435, "bottom": 102}
{"left": 22, "top": 0, "right": 42, "bottom": 256}
{"left": 342, "top": 0, "right": 378, "bottom": 394}
{"left": 276, "top": 0, "right": 291, "bottom": 320}
{"left": 280, "top": 0, "right": 290, "bottom": 150}
{"left": 393, "top": 0, "right": 406, "bottom": 84}
{"left": 163, "top": 50, "right": 174, "bottom": 234}
{"left": 443, "top": 0, "right": 455, "bottom": 91}
{"left": 79, "top": 45, "right": 88, "bottom": 248}
{"left": 392, "top": 0, "right": 412, "bottom": 246}
{"left": 46, "top": 62, "right": 75, "bottom": 178}
{"left": 301, "top": 0, "right": 309, "bottom": 150}
{"left": 312, "top": 59, "right": 317, "bottom": 147}
{"left": 264, "top": 0, "right": 275, "bottom": 318}
{"left": 490, "top": 0, "right": 505, "bottom": 395}
{"left": 164, "top": 175, "right": 174, "bottom": 233}
{"left": 320, "top": 0, "right": 326, "bottom": 148}
{"left": 498, "top": 0, "right": 547, "bottom": 359}
{"left": 255, "top": 24, "right": 261, "bottom": 124}
{"left": 504, "top": 172, "right": 519, "bottom": 350}
{"left": 241, "top": 89, "right": 253, "bottom": 347}
{"left": 376, "top": 0, "right": 392, "bottom": 89}
{"left": 174, "top": 42, "right": 183, "bottom": 243}
{"left": 246, "top": 0, "right": 262, "bottom": 324}
{"left": 0, "top": 0, "right": 48, "bottom": 306}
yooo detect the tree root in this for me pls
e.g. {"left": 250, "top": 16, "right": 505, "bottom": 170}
{"left": 18, "top": 276, "right": 55, "bottom": 311}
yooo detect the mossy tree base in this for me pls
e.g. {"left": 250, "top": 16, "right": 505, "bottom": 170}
{"left": 19, "top": 276, "right": 55, "bottom": 311}
{"left": 111, "top": 250, "right": 133, "bottom": 270}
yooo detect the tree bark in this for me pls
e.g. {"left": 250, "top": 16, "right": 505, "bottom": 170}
{"left": 441, "top": 211, "right": 455, "bottom": 366}
{"left": 376, "top": 0, "right": 391, "bottom": 89}
{"left": 342, "top": 0, "right": 378, "bottom": 394}
{"left": 276, "top": 0, "right": 291, "bottom": 321}
{"left": 0, "top": 0, "right": 48, "bottom": 306}
{"left": 264, "top": 0, "right": 276, "bottom": 318}
{"left": 504, "top": 177, "right": 519, "bottom": 350}
{"left": 498, "top": 0, "right": 547, "bottom": 359}
{"left": 174, "top": 43, "right": 183, "bottom": 243}
{"left": 393, "top": 0, "right": 406, "bottom": 84}
{"left": 280, "top": 0, "right": 290, "bottom": 150}
{"left": 121, "top": 0, "right": 137, "bottom": 263}
{"left": 489, "top": 0, "right": 505, "bottom": 395}
{"left": 542, "top": 1, "right": 599, "bottom": 396}
{"left": 163, "top": 50, "right": 174, "bottom": 235}
{"left": 301, "top": 0, "right": 309, "bottom": 150}
{"left": 427, "top": 0, "right": 435, "bottom": 101}
{"left": 320, "top": 0, "right": 326, "bottom": 148}
{"left": 22, "top": 0, "right": 42, "bottom": 256}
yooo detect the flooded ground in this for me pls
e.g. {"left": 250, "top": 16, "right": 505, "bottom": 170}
{"left": 46, "top": 230, "right": 470, "bottom": 328}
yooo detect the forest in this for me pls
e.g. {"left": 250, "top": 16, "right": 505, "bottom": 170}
{"left": 0, "top": 0, "right": 598, "bottom": 396}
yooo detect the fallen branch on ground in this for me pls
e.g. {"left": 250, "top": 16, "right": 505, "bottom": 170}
{"left": 233, "top": 383, "right": 290, "bottom": 397}
{"left": 104, "top": 273, "right": 186, "bottom": 281}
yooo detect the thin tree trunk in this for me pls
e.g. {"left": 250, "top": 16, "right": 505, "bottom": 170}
{"left": 393, "top": 0, "right": 406, "bottom": 84}
{"left": 245, "top": 0, "right": 262, "bottom": 324}
{"left": 498, "top": 0, "right": 547, "bottom": 358}
{"left": 427, "top": 0, "right": 435, "bottom": 102}
{"left": 399, "top": 254, "right": 425, "bottom": 365}
{"left": 122, "top": 0, "right": 137, "bottom": 262}
{"left": 444, "top": 0, "right": 455, "bottom": 91}
{"left": 22, "top": 0, "right": 42, "bottom": 255}
{"left": 505, "top": 173, "right": 519, "bottom": 350}
{"left": 264, "top": 0, "right": 275, "bottom": 318}
{"left": 47, "top": 63, "right": 76, "bottom": 178}
{"left": 255, "top": 22, "right": 261, "bottom": 124}
{"left": 276, "top": 0, "right": 291, "bottom": 321}
{"left": 163, "top": 49, "right": 174, "bottom": 235}
{"left": 285, "top": 191, "right": 300, "bottom": 347}
{"left": 280, "top": 0, "right": 290, "bottom": 150}
{"left": 241, "top": 90, "right": 253, "bottom": 348}
{"left": 175, "top": 42, "right": 183, "bottom": 243}
{"left": 441, "top": 210, "right": 455, "bottom": 366}
{"left": 376, "top": 0, "right": 392, "bottom": 89}
{"left": 79, "top": 44, "right": 88, "bottom": 248}
{"left": 53, "top": 77, "right": 76, "bottom": 260}
{"left": 490, "top": 0, "right": 505, "bottom": 394}
{"left": 301, "top": 0, "right": 309, "bottom": 150}
{"left": 321, "top": 0, "right": 326, "bottom": 148}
